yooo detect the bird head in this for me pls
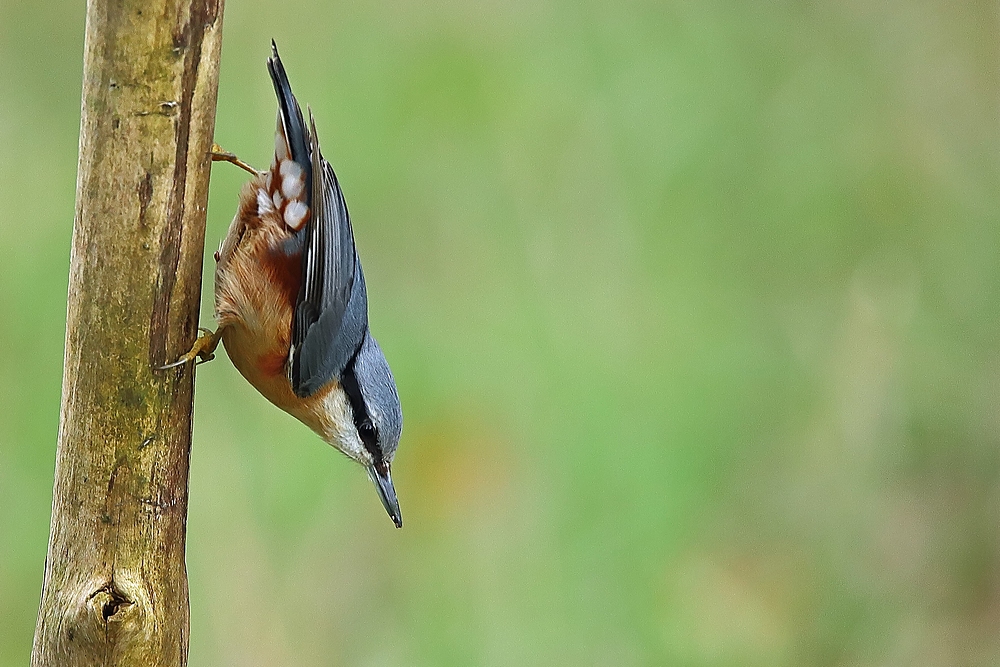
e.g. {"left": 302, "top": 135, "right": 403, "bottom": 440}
{"left": 308, "top": 330, "right": 403, "bottom": 527}
{"left": 344, "top": 332, "right": 403, "bottom": 527}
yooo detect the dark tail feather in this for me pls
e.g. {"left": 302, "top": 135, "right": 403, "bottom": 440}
{"left": 267, "top": 41, "right": 311, "bottom": 173}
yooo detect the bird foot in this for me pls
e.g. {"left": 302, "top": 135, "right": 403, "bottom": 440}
{"left": 211, "top": 143, "right": 259, "bottom": 175}
{"left": 158, "top": 328, "right": 222, "bottom": 370}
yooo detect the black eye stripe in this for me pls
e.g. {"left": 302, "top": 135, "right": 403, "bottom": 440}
{"left": 340, "top": 361, "right": 381, "bottom": 462}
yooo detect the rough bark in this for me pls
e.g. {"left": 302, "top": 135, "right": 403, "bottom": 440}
{"left": 32, "top": 0, "right": 224, "bottom": 664}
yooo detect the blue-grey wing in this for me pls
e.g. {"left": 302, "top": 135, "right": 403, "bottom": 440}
{"left": 289, "top": 116, "right": 369, "bottom": 397}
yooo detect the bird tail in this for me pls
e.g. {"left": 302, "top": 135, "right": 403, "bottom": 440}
{"left": 267, "top": 41, "right": 312, "bottom": 185}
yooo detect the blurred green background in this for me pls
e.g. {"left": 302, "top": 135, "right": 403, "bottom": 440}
{"left": 2, "top": 0, "right": 999, "bottom": 665}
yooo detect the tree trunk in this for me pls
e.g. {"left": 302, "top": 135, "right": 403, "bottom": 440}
{"left": 32, "top": 0, "right": 224, "bottom": 664}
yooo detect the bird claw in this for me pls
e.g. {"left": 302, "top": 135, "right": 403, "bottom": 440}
{"left": 157, "top": 328, "right": 222, "bottom": 371}
{"left": 211, "top": 143, "right": 259, "bottom": 175}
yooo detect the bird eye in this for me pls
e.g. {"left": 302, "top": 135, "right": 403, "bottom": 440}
{"left": 358, "top": 419, "right": 378, "bottom": 448}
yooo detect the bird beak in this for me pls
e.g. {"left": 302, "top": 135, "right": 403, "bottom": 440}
{"left": 367, "top": 460, "right": 402, "bottom": 528}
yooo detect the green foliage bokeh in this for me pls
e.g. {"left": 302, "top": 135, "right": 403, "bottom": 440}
{"left": 1, "top": 1, "right": 998, "bottom": 665}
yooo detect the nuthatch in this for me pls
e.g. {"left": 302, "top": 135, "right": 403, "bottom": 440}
{"left": 165, "top": 43, "right": 403, "bottom": 527}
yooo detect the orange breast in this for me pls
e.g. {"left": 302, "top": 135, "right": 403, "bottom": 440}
{"left": 261, "top": 244, "right": 301, "bottom": 311}
{"left": 211, "top": 165, "right": 342, "bottom": 446}
{"left": 215, "top": 178, "right": 301, "bottom": 407}
{"left": 257, "top": 349, "right": 288, "bottom": 377}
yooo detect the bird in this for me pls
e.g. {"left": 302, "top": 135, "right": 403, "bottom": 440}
{"left": 164, "top": 42, "right": 403, "bottom": 527}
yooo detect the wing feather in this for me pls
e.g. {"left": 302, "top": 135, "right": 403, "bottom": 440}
{"left": 289, "top": 113, "right": 369, "bottom": 396}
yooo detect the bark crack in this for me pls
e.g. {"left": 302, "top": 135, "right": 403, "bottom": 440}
{"left": 88, "top": 583, "right": 133, "bottom": 622}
